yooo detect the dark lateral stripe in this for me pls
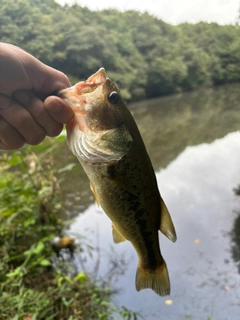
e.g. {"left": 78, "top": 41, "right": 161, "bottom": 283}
{"left": 126, "top": 192, "right": 158, "bottom": 268}
{"left": 136, "top": 217, "right": 157, "bottom": 268}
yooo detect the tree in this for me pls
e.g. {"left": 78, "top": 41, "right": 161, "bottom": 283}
{"left": 1, "top": 0, "right": 240, "bottom": 101}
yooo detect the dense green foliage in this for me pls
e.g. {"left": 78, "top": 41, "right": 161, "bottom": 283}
{"left": 0, "top": 0, "right": 240, "bottom": 101}
{"left": 0, "top": 141, "right": 141, "bottom": 319}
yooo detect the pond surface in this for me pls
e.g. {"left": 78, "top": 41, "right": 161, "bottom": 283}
{"left": 64, "top": 84, "right": 240, "bottom": 320}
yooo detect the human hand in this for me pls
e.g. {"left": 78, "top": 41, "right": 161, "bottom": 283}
{"left": 0, "top": 43, "right": 74, "bottom": 150}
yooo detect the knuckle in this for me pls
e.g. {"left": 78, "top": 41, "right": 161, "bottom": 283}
{"left": 0, "top": 93, "right": 12, "bottom": 110}
{"left": 26, "top": 130, "right": 46, "bottom": 145}
{"left": 0, "top": 117, "right": 25, "bottom": 149}
{"left": 47, "top": 124, "right": 63, "bottom": 137}
{"left": 12, "top": 140, "right": 25, "bottom": 149}
{"left": 1, "top": 139, "right": 25, "bottom": 150}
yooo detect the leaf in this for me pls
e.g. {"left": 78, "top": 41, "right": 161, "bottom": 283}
{"left": 33, "top": 242, "right": 45, "bottom": 254}
{"left": 58, "top": 163, "right": 76, "bottom": 173}
{"left": 40, "top": 259, "right": 51, "bottom": 266}
{"left": 64, "top": 276, "right": 73, "bottom": 284}
{"left": 62, "top": 297, "right": 74, "bottom": 307}
{"left": 23, "top": 218, "right": 36, "bottom": 228}
{"left": 165, "top": 299, "right": 173, "bottom": 305}
{"left": 74, "top": 271, "right": 86, "bottom": 283}
{"left": 6, "top": 266, "right": 23, "bottom": 278}
{"left": 57, "top": 276, "right": 64, "bottom": 287}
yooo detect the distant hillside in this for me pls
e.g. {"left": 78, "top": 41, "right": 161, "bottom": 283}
{"left": 1, "top": 0, "right": 240, "bottom": 101}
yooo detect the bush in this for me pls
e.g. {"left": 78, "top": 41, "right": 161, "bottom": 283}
{"left": 0, "top": 140, "right": 142, "bottom": 320}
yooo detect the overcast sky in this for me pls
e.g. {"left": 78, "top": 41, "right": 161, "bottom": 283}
{"left": 56, "top": 0, "right": 239, "bottom": 25}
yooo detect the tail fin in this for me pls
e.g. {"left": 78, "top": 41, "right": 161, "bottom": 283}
{"left": 135, "top": 260, "right": 170, "bottom": 296}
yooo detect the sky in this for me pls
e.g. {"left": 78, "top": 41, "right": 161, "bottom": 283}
{"left": 56, "top": 0, "right": 240, "bottom": 25}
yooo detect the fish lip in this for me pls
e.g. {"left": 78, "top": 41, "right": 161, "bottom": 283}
{"left": 57, "top": 85, "right": 87, "bottom": 115}
{"left": 86, "top": 67, "right": 107, "bottom": 85}
{"left": 58, "top": 67, "right": 107, "bottom": 96}
{"left": 57, "top": 68, "right": 107, "bottom": 107}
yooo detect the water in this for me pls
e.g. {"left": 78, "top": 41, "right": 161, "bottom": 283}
{"left": 63, "top": 84, "right": 240, "bottom": 319}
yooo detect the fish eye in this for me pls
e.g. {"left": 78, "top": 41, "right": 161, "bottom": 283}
{"left": 108, "top": 91, "right": 120, "bottom": 104}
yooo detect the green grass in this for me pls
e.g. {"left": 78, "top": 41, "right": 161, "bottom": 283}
{"left": 0, "top": 142, "right": 142, "bottom": 320}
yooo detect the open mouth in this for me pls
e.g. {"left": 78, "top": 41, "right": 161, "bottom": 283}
{"left": 57, "top": 68, "right": 107, "bottom": 113}
{"left": 86, "top": 67, "right": 107, "bottom": 85}
{"left": 58, "top": 68, "right": 107, "bottom": 97}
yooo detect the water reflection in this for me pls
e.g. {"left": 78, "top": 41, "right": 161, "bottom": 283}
{"left": 70, "top": 131, "right": 240, "bottom": 319}
{"left": 59, "top": 84, "right": 240, "bottom": 217}
{"left": 65, "top": 84, "right": 240, "bottom": 319}
{"left": 230, "top": 186, "right": 240, "bottom": 274}
{"left": 131, "top": 83, "right": 240, "bottom": 171}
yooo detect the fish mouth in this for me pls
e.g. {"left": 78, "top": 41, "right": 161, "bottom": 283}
{"left": 86, "top": 67, "right": 107, "bottom": 85}
{"left": 58, "top": 68, "right": 107, "bottom": 113}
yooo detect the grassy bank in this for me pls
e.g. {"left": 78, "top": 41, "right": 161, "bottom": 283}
{"left": 0, "top": 139, "right": 141, "bottom": 320}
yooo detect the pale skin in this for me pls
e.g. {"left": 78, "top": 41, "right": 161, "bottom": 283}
{"left": 0, "top": 43, "right": 74, "bottom": 150}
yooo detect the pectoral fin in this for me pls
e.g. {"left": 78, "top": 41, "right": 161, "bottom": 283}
{"left": 159, "top": 198, "right": 177, "bottom": 242}
{"left": 112, "top": 223, "right": 126, "bottom": 243}
{"left": 90, "top": 182, "right": 99, "bottom": 206}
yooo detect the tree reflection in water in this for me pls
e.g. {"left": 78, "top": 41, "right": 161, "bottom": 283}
{"left": 231, "top": 185, "right": 240, "bottom": 273}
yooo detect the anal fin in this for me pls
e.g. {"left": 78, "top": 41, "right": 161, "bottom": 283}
{"left": 112, "top": 223, "right": 126, "bottom": 243}
{"left": 159, "top": 198, "right": 177, "bottom": 242}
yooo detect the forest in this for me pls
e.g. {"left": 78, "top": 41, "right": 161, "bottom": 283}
{"left": 1, "top": 0, "right": 240, "bottom": 101}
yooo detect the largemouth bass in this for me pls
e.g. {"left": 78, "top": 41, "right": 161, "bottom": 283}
{"left": 58, "top": 68, "right": 177, "bottom": 296}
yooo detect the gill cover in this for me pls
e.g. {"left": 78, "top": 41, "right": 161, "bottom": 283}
{"left": 68, "top": 124, "right": 133, "bottom": 163}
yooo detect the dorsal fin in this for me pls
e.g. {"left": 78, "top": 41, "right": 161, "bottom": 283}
{"left": 159, "top": 198, "right": 177, "bottom": 242}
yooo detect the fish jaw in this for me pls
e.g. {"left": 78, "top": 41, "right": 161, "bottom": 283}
{"left": 58, "top": 68, "right": 108, "bottom": 115}
{"left": 86, "top": 67, "right": 107, "bottom": 84}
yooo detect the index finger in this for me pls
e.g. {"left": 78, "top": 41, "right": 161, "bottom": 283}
{"left": 39, "top": 65, "right": 71, "bottom": 94}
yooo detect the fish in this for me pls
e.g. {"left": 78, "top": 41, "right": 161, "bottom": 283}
{"left": 58, "top": 68, "right": 177, "bottom": 296}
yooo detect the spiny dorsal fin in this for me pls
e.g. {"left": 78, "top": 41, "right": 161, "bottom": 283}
{"left": 112, "top": 223, "right": 126, "bottom": 243}
{"left": 159, "top": 198, "right": 177, "bottom": 242}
